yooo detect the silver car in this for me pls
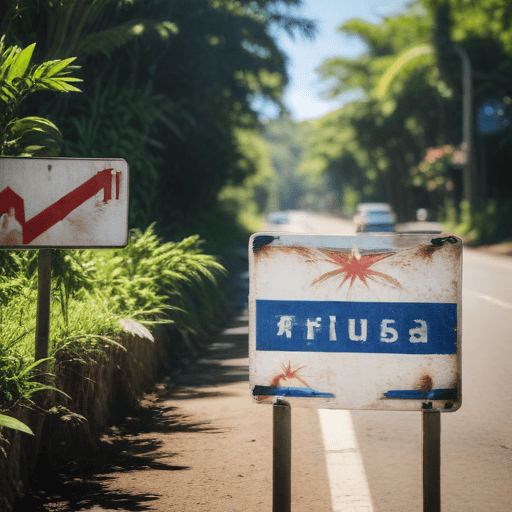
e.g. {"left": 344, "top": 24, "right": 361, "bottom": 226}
{"left": 353, "top": 203, "right": 396, "bottom": 233}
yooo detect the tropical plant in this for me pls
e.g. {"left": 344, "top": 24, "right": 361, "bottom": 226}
{"left": 87, "top": 225, "right": 227, "bottom": 329}
{"left": 0, "top": 36, "right": 81, "bottom": 156}
{"left": 306, "top": 0, "right": 512, "bottom": 230}
{"left": 0, "top": 413, "right": 33, "bottom": 435}
{"left": 0, "top": 224, "right": 227, "bottom": 440}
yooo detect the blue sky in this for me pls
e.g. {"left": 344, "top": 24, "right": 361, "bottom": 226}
{"left": 272, "top": 0, "right": 411, "bottom": 120}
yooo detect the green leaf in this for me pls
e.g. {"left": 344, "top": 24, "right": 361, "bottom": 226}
{"left": 0, "top": 46, "right": 19, "bottom": 80}
{"left": 0, "top": 414, "right": 33, "bottom": 435}
{"left": 24, "top": 384, "right": 71, "bottom": 401}
{"left": 32, "top": 57, "right": 79, "bottom": 80}
{"left": 7, "top": 43, "right": 35, "bottom": 79}
{"left": 5, "top": 116, "right": 63, "bottom": 156}
{"left": 33, "top": 78, "right": 82, "bottom": 93}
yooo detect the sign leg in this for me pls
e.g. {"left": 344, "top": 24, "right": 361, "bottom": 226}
{"left": 273, "top": 398, "right": 291, "bottom": 512}
{"left": 35, "top": 249, "right": 51, "bottom": 366}
{"left": 422, "top": 410, "right": 441, "bottom": 512}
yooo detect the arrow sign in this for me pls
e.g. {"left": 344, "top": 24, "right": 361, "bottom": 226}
{"left": 0, "top": 158, "right": 129, "bottom": 248}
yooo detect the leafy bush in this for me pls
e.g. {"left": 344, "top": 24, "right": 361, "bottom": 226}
{"left": 440, "top": 198, "right": 512, "bottom": 243}
{"left": 83, "top": 224, "right": 227, "bottom": 329}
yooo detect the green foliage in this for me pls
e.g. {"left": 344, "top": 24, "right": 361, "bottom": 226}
{"left": 59, "top": 71, "right": 195, "bottom": 230}
{"left": 218, "top": 128, "right": 276, "bottom": 230}
{"left": 0, "top": 0, "right": 315, "bottom": 237}
{"left": 307, "top": 0, "right": 512, "bottom": 227}
{"left": 440, "top": 198, "right": 512, "bottom": 243}
{"left": 0, "top": 413, "right": 33, "bottom": 436}
{"left": 0, "top": 225, "right": 227, "bottom": 436}
{"left": 0, "top": 0, "right": 180, "bottom": 61}
{"left": 88, "top": 225, "right": 227, "bottom": 328}
{"left": 425, "top": 0, "right": 512, "bottom": 53}
{"left": 0, "top": 36, "right": 81, "bottom": 156}
{"left": 262, "top": 116, "right": 318, "bottom": 211}
{"left": 306, "top": 3, "right": 462, "bottom": 221}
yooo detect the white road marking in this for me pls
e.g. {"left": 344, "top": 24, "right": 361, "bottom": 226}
{"left": 318, "top": 409, "right": 374, "bottom": 511}
{"left": 465, "top": 290, "right": 512, "bottom": 310}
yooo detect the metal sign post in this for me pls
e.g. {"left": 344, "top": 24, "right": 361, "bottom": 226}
{"left": 273, "top": 398, "right": 291, "bottom": 512}
{"left": 248, "top": 232, "right": 462, "bottom": 510}
{"left": 422, "top": 410, "right": 441, "bottom": 512}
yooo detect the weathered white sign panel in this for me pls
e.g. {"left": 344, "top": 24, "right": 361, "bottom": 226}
{"left": 0, "top": 157, "right": 129, "bottom": 247}
{"left": 249, "top": 232, "right": 462, "bottom": 411}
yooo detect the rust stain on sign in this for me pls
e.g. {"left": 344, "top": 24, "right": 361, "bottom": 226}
{"left": 418, "top": 374, "right": 434, "bottom": 392}
{"left": 254, "top": 241, "right": 317, "bottom": 262}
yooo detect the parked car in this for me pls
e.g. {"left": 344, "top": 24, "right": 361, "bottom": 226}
{"left": 353, "top": 203, "right": 396, "bottom": 233}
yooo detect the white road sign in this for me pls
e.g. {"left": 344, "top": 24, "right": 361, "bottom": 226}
{"left": 249, "top": 232, "right": 462, "bottom": 411}
{"left": 0, "top": 157, "right": 129, "bottom": 247}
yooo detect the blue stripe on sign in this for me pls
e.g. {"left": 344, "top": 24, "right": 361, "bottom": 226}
{"left": 253, "top": 385, "right": 335, "bottom": 398}
{"left": 256, "top": 300, "right": 457, "bottom": 355}
{"left": 384, "top": 388, "right": 457, "bottom": 400}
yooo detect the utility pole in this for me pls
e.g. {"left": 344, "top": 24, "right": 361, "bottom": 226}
{"left": 454, "top": 44, "right": 476, "bottom": 204}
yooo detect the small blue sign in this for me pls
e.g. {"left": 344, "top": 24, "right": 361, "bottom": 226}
{"left": 256, "top": 299, "right": 457, "bottom": 355}
{"left": 478, "top": 100, "right": 509, "bottom": 135}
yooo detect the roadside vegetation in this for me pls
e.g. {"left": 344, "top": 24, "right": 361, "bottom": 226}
{"left": 0, "top": 0, "right": 314, "bottom": 249}
{"left": 0, "top": 226, "right": 226, "bottom": 439}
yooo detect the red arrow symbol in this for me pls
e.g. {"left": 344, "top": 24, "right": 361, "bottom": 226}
{"left": 0, "top": 168, "right": 122, "bottom": 244}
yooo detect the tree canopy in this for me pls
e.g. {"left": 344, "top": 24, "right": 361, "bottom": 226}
{"left": 0, "top": 0, "right": 315, "bottom": 245}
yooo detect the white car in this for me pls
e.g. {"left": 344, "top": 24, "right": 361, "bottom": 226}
{"left": 353, "top": 203, "right": 396, "bottom": 233}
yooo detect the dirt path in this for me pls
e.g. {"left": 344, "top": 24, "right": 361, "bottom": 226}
{"left": 19, "top": 312, "right": 333, "bottom": 512}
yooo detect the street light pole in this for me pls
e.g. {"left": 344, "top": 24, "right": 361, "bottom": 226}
{"left": 453, "top": 44, "right": 475, "bottom": 204}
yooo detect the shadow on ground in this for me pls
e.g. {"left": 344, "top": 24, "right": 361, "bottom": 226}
{"left": 15, "top": 314, "right": 250, "bottom": 511}
{"left": 15, "top": 396, "right": 225, "bottom": 512}
{"left": 167, "top": 313, "right": 249, "bottom": 391}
